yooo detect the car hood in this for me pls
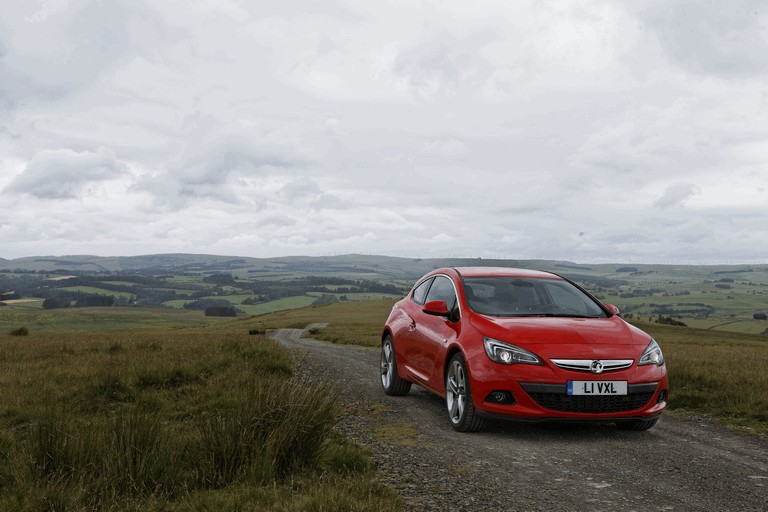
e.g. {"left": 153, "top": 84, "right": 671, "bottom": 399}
{"left": 469, "top": 314, "right": 650, "bottom": 352}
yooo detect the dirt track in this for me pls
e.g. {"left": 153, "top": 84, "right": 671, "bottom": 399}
{"left": 273, "top": 327, "right": 768, "bottom": 512}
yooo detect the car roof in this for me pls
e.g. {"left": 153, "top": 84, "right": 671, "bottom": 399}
{"left": 451, "top": 267, "right": 561, "bottom": 279}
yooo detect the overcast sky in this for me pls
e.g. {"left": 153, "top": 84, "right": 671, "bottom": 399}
{"left": 1, "top": 0, "right": 767, "bottom": 264}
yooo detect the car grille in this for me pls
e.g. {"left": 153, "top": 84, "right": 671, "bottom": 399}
{"left": 520, "top": 383, "right": 657, "bottom": 414}
{"left": 550, "top": 359, "right": 633, "bottom": 372}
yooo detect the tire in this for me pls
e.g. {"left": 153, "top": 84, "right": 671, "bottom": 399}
{"left": 380, "top": 335, "right": 411, "bottom": 396}
{"left": 445, "top": 353, "right": 486, "bottom": 432}
{"left": 615, "top": 418, "right": 658, "bottom": 431}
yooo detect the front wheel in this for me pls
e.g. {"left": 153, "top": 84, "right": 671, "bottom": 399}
{"left": 445, "top": 353, "right": 485, "bottom": 432}
{"left": 380, "top": 336, "right": 411, "bottom": 396}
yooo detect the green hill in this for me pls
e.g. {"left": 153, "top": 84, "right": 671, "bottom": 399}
{"left": 2, "top": 253, "right": 767, "bottom": 335}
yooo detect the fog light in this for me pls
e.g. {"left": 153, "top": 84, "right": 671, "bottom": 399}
{"left": 485, "top": 390, "right": 515, "bottom": 405}
{"left": 657, "top": 390, "right": 667, "bottom": 404}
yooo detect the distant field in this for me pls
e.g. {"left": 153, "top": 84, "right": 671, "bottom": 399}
{"left": 0, "top": 306, "right": 227, "bottom": 332}
{"left": 3, "top": 254, "right": 768, "bottom": 337}
{"left": 591, "top": 273, "right": 768, "bottom": 335}
{"left": 60, "top": 286, "right": 135, "bottom": 299}
{"left": 307, "top": 292, "right": 403, "bottom": 302}
{"left": 0, "top": 299, "right": 42, "bottom": 306}
{"left": 237, "top": 296, "right": 318, "bottom": 316}
{"left": 161, "top": 293, "right": 403, "bottom": 316}
{"left": 161, "top": 299, "right": 193, "bottom": 308}
{"left": 253, "top": 300, "right": 397, "bottom": 347}
{"left": 683, "top": 318, "right": 768, "bottom": 334}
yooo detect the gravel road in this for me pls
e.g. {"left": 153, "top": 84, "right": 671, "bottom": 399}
{"left": 273, "top": 326, "right": 768, "bottom": 512}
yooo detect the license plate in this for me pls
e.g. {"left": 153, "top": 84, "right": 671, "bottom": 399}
{"left": 567, "top": 380, "right": 627, "bottom": 396}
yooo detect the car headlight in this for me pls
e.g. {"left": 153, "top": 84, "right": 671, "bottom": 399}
{"left": 484, "top": 337, "right": 542, "bottom": 365}
{"left": 638, "top": 338, "right": 665, "bottom": 366}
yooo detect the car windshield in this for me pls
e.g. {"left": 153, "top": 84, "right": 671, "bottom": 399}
{"left": 462, "top": 277, "right": 607, "bottom": 318}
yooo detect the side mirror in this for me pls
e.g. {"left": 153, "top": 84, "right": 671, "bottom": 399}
{"left": 604, "top": 303, "right": 620, "bottom": 316}
{"left": 423, "top": 300, "right": 460, "bottom": 323}
{"left": 423, "top": 300, "right": 450, "bottom": 317}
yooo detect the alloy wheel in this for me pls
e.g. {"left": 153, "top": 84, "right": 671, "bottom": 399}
{"left": 446, "top": 359, "right": 466, "bottom": 424}
{"left": 381, "top": 341, "right": 393, "bottom": 389}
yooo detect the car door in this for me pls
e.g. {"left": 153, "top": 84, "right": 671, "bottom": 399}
{"left": 411, "top": 275, "right": 461, "bottom": 390}
{"left": 396, "top": 277, "right": 434, "bottom": 382}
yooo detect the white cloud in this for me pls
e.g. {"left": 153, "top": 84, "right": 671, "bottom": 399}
{"left": 654, "top": 183, "right": 700, "bottom": 209}
{"left": 639, "top": 0, "right": 768, "bottom": 77}
{"left": 0, "top": 1, "right": 767, "bottom": 263}
{"left": 4, "top": 147, "right": 128, "bottom": 199}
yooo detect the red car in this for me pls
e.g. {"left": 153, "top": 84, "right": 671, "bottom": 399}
{"left": 380, "top": 267, "right": 668, "bottom": 432}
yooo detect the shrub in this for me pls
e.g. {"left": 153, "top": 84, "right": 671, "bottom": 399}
{"left": 135, "top": 368, "right": 203, "bottom": 390}
{"left": 195, "top": 379, "right": 338, "bottom": 485}
{"left": 312, "top": 294, "right": 339, "bottom": 306}
{"left": 184, "top": 298, "right": 232, "bottom": 311}
{"left": 82, "top": 375, "right": 135, "bottom": 410}
{"left": 205, "top": 305, "right": 238, "bottom": 317}
{"left": 9, "top": 326, "right": 29, "bottom": 336}
{"left": 43, "top": 297, "right": 70, "bottom": 309}
{"left": 656, "top": 315, "right": 687, "bottom": 327}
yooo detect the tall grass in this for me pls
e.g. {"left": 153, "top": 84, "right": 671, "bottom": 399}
{"left": 27, "top": 410, "right": 181, "bottom": 501}
{"left": 637, "top": 322, "right": 768, "bottom": 430}
{"left": 197, "top": 380, "right": 337, "bottom": 486}
{"left": 22, "top": 382, "right": 337, "bottom": 506}
{"left": 0, "top": 325, "right": 398, "bottom": 511}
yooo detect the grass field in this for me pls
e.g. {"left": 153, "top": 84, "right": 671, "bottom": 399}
{"left": 597, "top": 279, "right": 768, "bottom": 335}
{"left": 5, "top": 254, "right": 768, "bottom": 338}
{"left": 0, "top": 315, "right": 398, "bottom": 510}
{"left": 161, "top": 296, "right": 319, "bottom": 316}
{"left": 161, "top": 293, "right": 403, "bottom": 316}
{"left": 0, "top": 305, "right": 233, "bottom": 333}
{"left": 2, "top": 296, "right": 765, "bottom": 510}
{"left": 6, "top": 299, "right": 767, "bottom": 436}
{"left": 252, "top": 300, "right": 398, "bottom": 347}
{"left": 636, "top": 321, "right": 768, "bottom": 432}
{"left": 59, "top": 286, "right": 136, "bottom": 300}
{"left": 236, "top": 296, "right": 318, "bottom": 316}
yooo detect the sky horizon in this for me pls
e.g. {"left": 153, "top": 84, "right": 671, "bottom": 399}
{"left": 2, "top": 1, "right": 767, "bottom": 264}
{"left": 2, "top": 250, "right": 766, "bottom": 268}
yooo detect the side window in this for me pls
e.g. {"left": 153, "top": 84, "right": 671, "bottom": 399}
{"left": 411, "top": 278, "right": 433, "bottom": 305}
{"left": 424, "top": 276, "right": 457, "bottom": 311}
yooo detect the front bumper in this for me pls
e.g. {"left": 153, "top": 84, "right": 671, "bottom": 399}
{"left": 466, "top": 351, "right": 668, "bottom": 421}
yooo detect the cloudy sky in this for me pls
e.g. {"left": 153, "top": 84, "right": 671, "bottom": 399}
{"left": 1, "top": 0, "right": 767, "bottom": 264}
